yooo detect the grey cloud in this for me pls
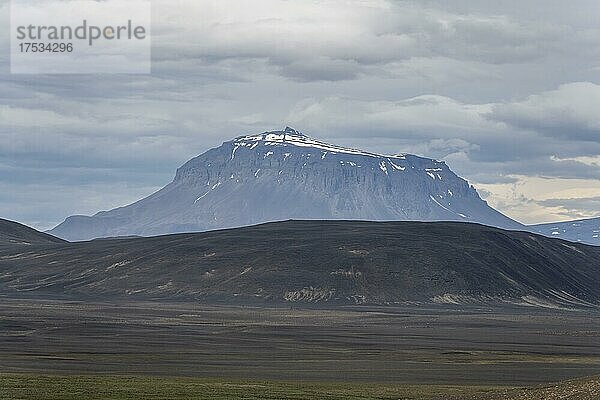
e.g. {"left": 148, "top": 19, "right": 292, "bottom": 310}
{"left": 409, "top": 138, "right": 480, "bottom": 159}
{"left": 536, "top": 196, "right": 600, "bottom": 220}
{"left": 488, "top": 82, "right": 600, "bottom": 142}
{"left": 145, "top": 0, "right": 583, "bottom": 83}
{"left": 279, "top": 58, "right": 363, "bottom": 82}
{"left": 539, "top": 196, "right": 600, "bottom": 210}
{"left": 286, "top": 95, "right": 497, "bottom": 141}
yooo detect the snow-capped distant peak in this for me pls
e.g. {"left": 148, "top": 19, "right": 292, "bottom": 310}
{"left": 234, "top": 127, "right": 406, "bottom": 160}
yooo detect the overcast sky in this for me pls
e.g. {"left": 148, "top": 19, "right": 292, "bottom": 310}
{"left": 1, "top": 0, "right": 599, "bottom": 230}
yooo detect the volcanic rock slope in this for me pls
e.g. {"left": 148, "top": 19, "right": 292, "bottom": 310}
{"left": 0, "top": 219, "right": 65, "bottom": 246}
{"left": 49, "top": 128, "right": 521, "bottom": 241}
{"left": 3, "top": 219, "right": 600, "bottom": 307}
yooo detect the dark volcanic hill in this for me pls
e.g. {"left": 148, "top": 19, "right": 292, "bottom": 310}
{"left": 530, "top": 217, "right": 600, "bottom": 246}
{"left": 49, "top": 127, "right": 521, "bottom": 241}
{"left": 0, "top": 219, "right": 65, "bottom": 246}
{"left": 4, "top": 220, "right": 600, "bottom": 308}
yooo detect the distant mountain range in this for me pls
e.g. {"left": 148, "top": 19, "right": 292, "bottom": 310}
{"left": 2, "top": 218, "right": 599, "bottom": 308}
{"left": 530, "top": 217, "right": 600, "bottom": 246}
{"left": 49, "top": 127, "right": 522, "bottom": 241}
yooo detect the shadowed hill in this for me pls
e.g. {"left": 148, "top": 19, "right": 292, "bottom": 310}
{"left": 0, "top": 219, "right": 65, "bottom": 246}
{"left": 2, "top": 220, "right": 600, "bottom": 307}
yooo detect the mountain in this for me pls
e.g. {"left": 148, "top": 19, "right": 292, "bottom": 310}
{"left": 49, "top": 127, "right": 521, "bottom": 241}
{"left": 0, "top": 218, "right": 65, "bottom": 246}
{"left": 529, "top": 217, "right": 600, "bottom": 246}
{"left": 3, "top": 220, "right": 600, "bottom": 308}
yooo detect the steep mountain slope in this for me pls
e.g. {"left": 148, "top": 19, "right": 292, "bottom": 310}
{"left": 530, "top": 217, "right": 600, "bottom": 246}
{"left": 4, "top": 220, "right": 600, "bottom": 308}
{"left": 49, "top": 127, "right": 521, "bottom": 241}
{"left": 0, "top": 218, "right": 65, "bottom": 246}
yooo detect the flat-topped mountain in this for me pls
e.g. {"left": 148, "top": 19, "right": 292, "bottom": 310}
{"left": 49, "top": 127, "right": 521, "bottom": 241}
{"left": 2, "top": 220, "right": 600, "bottom": 308}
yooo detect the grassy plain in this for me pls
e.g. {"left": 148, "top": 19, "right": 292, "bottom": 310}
{"left": 0, "top": 374, "right": 599, "bottom": 400}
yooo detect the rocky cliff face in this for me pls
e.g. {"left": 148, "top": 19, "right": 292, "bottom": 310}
{"left": 50, "top": 127, "right": 521, "bottom": 241}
